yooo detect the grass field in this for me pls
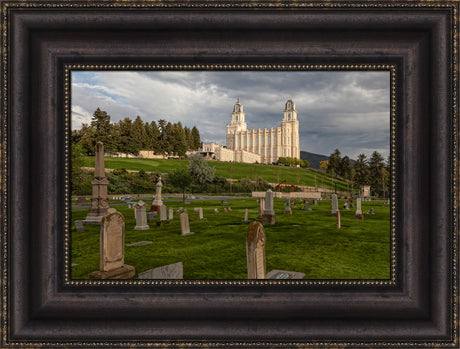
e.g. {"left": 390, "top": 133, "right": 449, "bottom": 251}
{"left": 71, "top": 198, "right": 391, "bottom": 280}
{"left": 82, "top": 157, "right": 351, "bottom": 192}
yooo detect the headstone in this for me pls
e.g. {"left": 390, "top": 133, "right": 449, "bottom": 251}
{"left": 331, "top": 194, "right": 338, "bottom": 215}
{"left": 221, "top": 199, "right": 228, "bottom": 205}
{"left": 150, "top": 176, "right": 163, "bottom": 212}
{"left": 138, "top": 262, "right": 183, "bottom": 279}
{"left": 159, "top": 204, "right": 167, "bottom": 221}
{"left": 246, "top": 221, "right": 266, "bottom": 279}
{"left": 147, "top": 212, "right": 155, "bottom": 223}
{"left": 84, "top": 141, "right": 109, "bottom": 224}
{"left": 343, "top": 202, "right": 349, "bottom": 210}
{"left": 184, "top": 199, "right": 191, "bottom": 205}
{"left": 194, "top": 207, "right": 204, "bottom": 220}
{"left": 258, "top": 197, "right": 266, "bottom": 218}
{"left": 367, "top": 207, "right": 375, "bottom": 214}
{"left": 313, "top": 198, "right": 318, "bottom": 205}
{"left": 304, "top": 201, "right": 312, "bottom": 211}
{"left": 89, "top": 210, "right": 135, "bottom": 279}
{"left": 228, "top": 207, "right": 232, "bottom": 212}
{"left": 266, "top": 269, "right": 306, "bottom": 279}
{"left": 128, "top": 202, "right": 135, "bottom": 209}
{"left": 336, "top": 209, "right": 341, "bottom": 228}
{"left": 214, "top": 208, "right": 219, "bottom": 213}
{"left": 180, "top": 212, "right": 194, "bottom": 236}
{"left": 224, "top": 208, "right": 228, "bottom": 212}
{"left": 74, "top": 220, "right": 85, "bottom": 232}
{"left": 168, "top": 208, "right": 174, "bottom": 220}
{"left": 350, "top": 202, "right": 355, "bottom": 209}
{"left": 128, "top": 241, "right": 152, "bottom": 247}
{"left": 134, "top": 200, "right": 149, "bottom": 230}
{"left": 261, "top": 189, "right": 276, "bottom": 224}
{"left": 243, "top": 208, "right": 249, "bottom": 222}
{"left": 76, "top": 196, "right": 87, "bottom": 205}
{"left": 284, "top": 198, "right": 292, "bottom": 215}
{"left": 355, "top": 197, "right": 363, "bottom": 219}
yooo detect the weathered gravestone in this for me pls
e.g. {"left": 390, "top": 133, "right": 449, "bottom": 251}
{"left": 147, "top": 212, "right": 156, "bottom": 223}
{"left": 261, "top": 189, "right": 276, "bottom": 224}
{"left": 313, "top": 198, "right": 318, "bottom": 205}
{"left": 221, "top": 199, "right": 229, "bottom": 205}
{"left": 84, "top": 141, "right": 109, "bottom": 224}
{"left": 76, "top": 196, "right": 87, "bottom": 205}
{"left": 246, "top": 221, "right": 266, "bottom": 279}
{"left": 138, "top": 262, "right": 183, "bottom": 279}
{"left": 194, "top": 207, "right": 204, "bottom": 220}
{"left": 266, "top": 269, "right": 306, "bottom": 279}
{"left": 89, "top": 210, "right": 135, "bottom": 279}
{"left": 168, "top": 208, "right": 174, "bottom": 220}
{"left": 180, "top": 212, "right": 194, "bottom": 236}
{"left": 331, "top": 194, "right": 339, "bottom": 215}
{"left": 74, "top": 220, "right": 85, "bottom": 232}
{"left": 134, "top": 200, "right": 149, "bottom": 230}
{"left": 284, "top": 198, "right": 292, "bottom": 215}
{"left": 159, "top": 204, "right": 167, "bottom": 222}
{"left": 355, "top": 197, "right": 363, "bottom": 220}
{"left": 243, "top": 208, "right": 249, "bottom": 222}
{"left": 258, "top": 197, "right": 265, "bottom": 218}
{"left": 150, "top": 176, "right": 163, "bottom": 212}
{"left": 304, "top": 201, "right": 312, "bottom": 211}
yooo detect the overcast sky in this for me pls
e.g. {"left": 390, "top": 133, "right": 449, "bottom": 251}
{"left": 71, "top": 70, "right": 390, "bottom": 160}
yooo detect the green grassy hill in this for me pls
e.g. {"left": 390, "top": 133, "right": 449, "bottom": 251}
{"left": 82, "top": 157, "right": 353, "bottom": 192}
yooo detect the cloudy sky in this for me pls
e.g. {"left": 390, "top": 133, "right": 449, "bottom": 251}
{"left": 71, "top": 70, "right": 390, "bottom": 160}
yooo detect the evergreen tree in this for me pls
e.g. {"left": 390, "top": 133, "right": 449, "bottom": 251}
{"left": 341, "top": 155, "right": 352, "bottom": 180}
{"left": 184, "top": 126, "right": 192, "bottom": 150}
{"left": 90, "top": 108, "right": 114, "bottom": 151}
{"left": 173, "top": 122, "right": 188, "bottom": 157}
{"left": 327, "top": 149, "right": 341, "bottom": 177}
{"left": 368, "top": 151, "right": 386, "bottom": 194}
{"left": 191, "top": 126, "right": 201, "bottom": 150}
{"left": 117, "top": 118, "right": 137, "bottom": 155}
{"left": 168, "top": 170, "right": 193, "bottom": 202}
{"left": 149, "top": 121, "right": 161, "bottom": 153}
{"left": 132, "top": 115, "right": 147, "bottom": 153}
{"left": 353, "top": 153, "right": 369, "bottom": 186}
{"left": 157, "top": 119, "right": 167, "bottom": 153}
{"left": 163, "top": 122, "right": 174, "bottom": 155}
{"left": 76, "top": 123, "right": 96, "bottom": 155}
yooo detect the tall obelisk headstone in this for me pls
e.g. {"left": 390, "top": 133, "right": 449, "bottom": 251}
{"left": 84, "top": 141, "right": 109, "bottom": 224}
{"left": 89, "top": 209, "right": 135, "bottom": 279}
{"left": 246, "top": 221, "right": 266, "bottom": 279}
{"left": 150, "top": 176, "right": 163, "bottom": 212}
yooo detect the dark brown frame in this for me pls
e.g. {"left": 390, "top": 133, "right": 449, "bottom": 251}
{"left": 1, "top": 0, "right": 458, "bottom": 347}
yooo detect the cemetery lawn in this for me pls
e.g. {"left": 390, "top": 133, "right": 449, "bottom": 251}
{"left": 81, "top": 157, "right": 350, "bottom": 191}
{"left": 71, "top": 198, "right": 391, "bottom": 280}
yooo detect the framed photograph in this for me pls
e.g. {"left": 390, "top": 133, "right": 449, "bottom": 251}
{"left": 1, "top": 0, "right": 458, "bottom": 347}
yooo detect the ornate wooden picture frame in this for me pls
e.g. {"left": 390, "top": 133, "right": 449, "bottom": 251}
{"left": 1, "top": 0, "right": 458, "bottom": 347}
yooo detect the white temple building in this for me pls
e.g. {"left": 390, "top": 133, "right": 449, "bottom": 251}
{"left": 201, "top": 99, "right": 300, "bottom": 164}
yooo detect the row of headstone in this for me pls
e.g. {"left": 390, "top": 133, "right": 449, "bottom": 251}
{"left": 330, "top": 195, "right": 364, "bottom": 220}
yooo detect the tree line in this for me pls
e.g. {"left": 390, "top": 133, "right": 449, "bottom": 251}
{"left": 71, "top": 108, "right": 201, "bottom": 157}
{"left": 321, "top": 149, "right": 390, "bottom": 197}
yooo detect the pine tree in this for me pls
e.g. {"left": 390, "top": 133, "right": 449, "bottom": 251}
{"left": 90, "top": 108, "right": 114, "bottom": 151}
{"left": 341, "top": 156, "right": 352, "bottom": 180}
{"left": 191, "top": 126, "right": 201, "bottom": 150}
{"left": 131, "top": 115, "right": 147, "bottom": 154}
{"left": 184, "top": 126, "right": 192, "bottom": 150}
{"left": 368, "top": 151, "right": 386, "bottom": 194}
{"left": 173, "top": 122, "right": 188, "bottom": 157}
{"left": 327, "top": 149, "right": 341, "bottom": 177}
{"left": 353, "top": 153, "right": 369, "bottom": 186}
{"left": 117, "top": 118, "right": 137, "bottom": 155}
